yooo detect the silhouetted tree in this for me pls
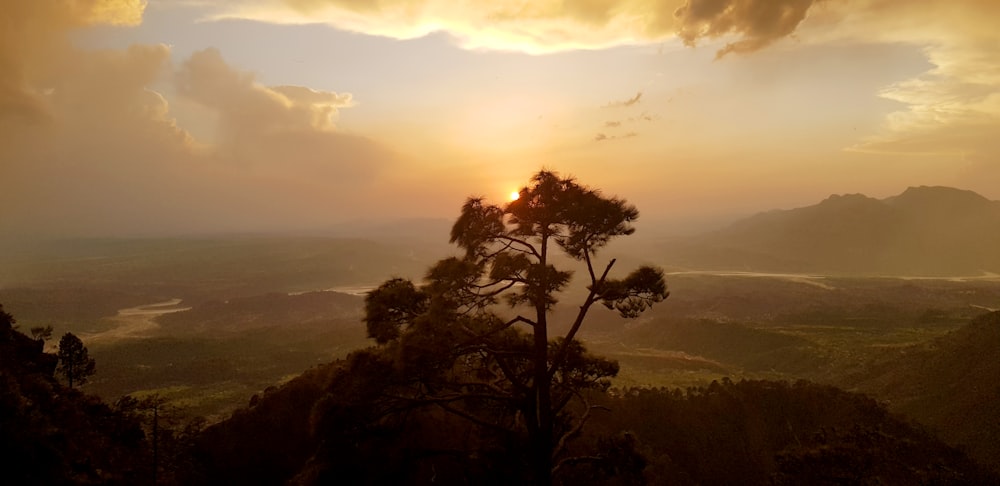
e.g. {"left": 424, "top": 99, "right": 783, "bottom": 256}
{"left": 57, "top": 332, "right": 95, "bottom": 388}
{"left": 30, "top": 325, "right": 53, "bottom": 342}
{"left": 363, "top": 170, "right": 668, "bottom": 484}
{"left": 1, "top": 303, "right": 14, "bottom": 330}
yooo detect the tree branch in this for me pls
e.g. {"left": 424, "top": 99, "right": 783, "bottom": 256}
{"left": 583, "top": 242, "right": 597, "bottom": 283}
{"left": 456, "top": 314, "right": 535, "bottom": 349}
{"left": 496, "top": 234, "right": 541, "bottom": 259}
{"left": 504, "top": 314, "right": 537, "bottom": 329}
{"left": 551, "top": 393, "right": 608, "bottom": 461}
{"left": 547, "top": 258, "right": 616, "bottom": 378}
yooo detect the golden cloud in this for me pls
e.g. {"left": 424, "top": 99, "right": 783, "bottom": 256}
{"left": 206, "top": 0, "right": 688, "bottom": 53}
{"left": 0, "top": 0, "right": 148, "bottom": 124}
{"left": 204, "top": 0, "right": 837, "bottom": 54}
{"left": 842, "top": 0, "right": 1000, "bottom": 165}
{"left": 0, "top": 3, "right": 394, "bottom": 236}
{"left": 73, "top": 0, "right": 148, "bottom": 26}
{"left": 176, "top": 48, "right": 358, "bottom": 136}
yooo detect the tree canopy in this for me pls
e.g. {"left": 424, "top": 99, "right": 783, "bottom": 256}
{"left": 359, "top": 170, "right": 668, "bottom": 484}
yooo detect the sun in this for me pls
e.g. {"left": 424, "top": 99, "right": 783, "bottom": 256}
{"left": 509, "top": 190, "right": 520, "bottom": 201}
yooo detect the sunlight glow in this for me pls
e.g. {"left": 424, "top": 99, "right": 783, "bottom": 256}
{"left": 509, "top": 190, "right": 520, "bottom": 201}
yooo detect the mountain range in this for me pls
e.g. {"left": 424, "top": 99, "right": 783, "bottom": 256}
{"left": 666, "top": 186, "right": 1000, "bottom": 276}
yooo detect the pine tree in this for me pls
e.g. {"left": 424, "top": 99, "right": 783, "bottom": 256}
{"left": 57, "top": 332, "right": 96, "bottom": 388}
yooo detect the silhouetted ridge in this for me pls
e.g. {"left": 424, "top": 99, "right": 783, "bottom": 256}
{"left": 818, "top": 192, "right": 879, "bottom": 207}
{"left": 887, "top": 185, "right": 993, "bottom": 210}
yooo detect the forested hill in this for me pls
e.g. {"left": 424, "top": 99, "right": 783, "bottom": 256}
{"left": 191, "top": 352, "right": 996, "bottom": 485}
{"left": 665, "top": 186, "right": 1000, "bottom": 275}
{"left": 842, "top": 310, "right": 1000, "bottom": 471}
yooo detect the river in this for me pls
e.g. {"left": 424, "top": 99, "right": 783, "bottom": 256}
{"left": 82, "top": 298, "right": 190, "bottom": 346}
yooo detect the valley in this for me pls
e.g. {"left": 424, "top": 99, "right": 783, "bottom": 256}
{"left": 3, "top": 236, "right": 999, "bottom": 437}
{"left": 3, "top": 221, "right": 1000, "bottom": 480}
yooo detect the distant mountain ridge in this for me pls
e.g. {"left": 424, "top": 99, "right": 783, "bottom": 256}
{"left": 667, "top": 186, "right": 1000, "bottom": 275}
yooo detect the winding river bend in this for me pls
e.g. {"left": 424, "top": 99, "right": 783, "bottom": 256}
{"left": 83, "top": 298, "right": 190, "bottom": 346}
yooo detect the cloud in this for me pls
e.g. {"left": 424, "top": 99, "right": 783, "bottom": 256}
{"left": 201, "top": 0, "right": 690, "bottom": 53}
{"left": 630, "top": 112, "right": 657, "bottom": 122}
{"left": 0, "top": 0, "right": 148, "bottom": 124}
{"left": 202, "top": 0, "right": 833, "bottom": 55}
{"left": 176, "top": 48, "right": 353, "bottom": 135}
{"left": 0, "top": 4, "right": 395, "bottom": 237}
{"left": 175, "top": 48, "right": 386, "bottom": 181}
{"left": 674, "top": 0, "right": 823, "bottom": 57}
{"left": 597, "top": 92, "right": 657, "bottom": 140}
{"left": 605, "top": 92, "right": 643, "bottom": 108}
{"left": 840, "top": 0, "right": 1000, "bottom": 170}
{"left": 594, "top": 131, "right": 639, "bottom": 142}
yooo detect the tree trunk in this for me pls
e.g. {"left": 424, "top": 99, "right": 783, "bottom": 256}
{"left": 533, "top": 233, "right": 553, "bottom": 486}
{"left": 534, "top": 304, "right": 552, "bottom": 486}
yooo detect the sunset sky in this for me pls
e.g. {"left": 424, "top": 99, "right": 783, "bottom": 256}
{"left": 2, "top": 0, "right": 998, "bottom": 237}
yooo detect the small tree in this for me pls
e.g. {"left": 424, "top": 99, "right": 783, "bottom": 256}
{"left": 30, "top": 325, "right": 54, "bottom": 342}
{"left": 57, "top": 332, "right": 96, "bottom": 388}
{"left": 362, "top": 170, "right": 668, "bottom": 484}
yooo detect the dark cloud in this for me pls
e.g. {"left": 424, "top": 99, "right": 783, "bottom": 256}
{"left": 674, "top": 0, "right": 822, "bottom": 57}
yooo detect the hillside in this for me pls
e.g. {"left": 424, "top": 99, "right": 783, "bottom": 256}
{"left": 666, "top": 186, "right": 1000, "bottom": 275}
{"left": 0, "top": 305, "right": 164, "bottom": 484}
{"left": 192, "top": 357, "right": 996, "bottom": 485}
{"left": 841, "top": 310, "right": 1000, "bottom": 471}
